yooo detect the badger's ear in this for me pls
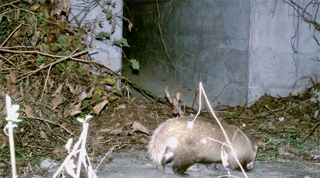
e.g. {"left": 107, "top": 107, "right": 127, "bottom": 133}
{"left": 246, "top": 144, "right": 258, "bottom": 170}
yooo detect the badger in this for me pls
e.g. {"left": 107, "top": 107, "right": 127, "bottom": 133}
{"left": 148, "top": 116, "right": 257, "bottom": 176}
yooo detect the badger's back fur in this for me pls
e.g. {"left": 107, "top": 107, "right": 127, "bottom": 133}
{"left": 148, "top": 116, "right": 257, "bottom": 175}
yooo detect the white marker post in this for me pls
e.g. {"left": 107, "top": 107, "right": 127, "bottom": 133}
{"left": 4, "top": 94, "right": 21, "bottom": 178}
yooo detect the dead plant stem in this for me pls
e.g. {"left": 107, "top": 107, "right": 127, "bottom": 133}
{"left": 0, "top": 54, "right": 15, "bottom": 65}
{"left": 1, "top": 24, "right": 22, "bottom": 47}
{"left": 40, "top": 64, "right": 53, "bottom": 103}
{"left": 156, "top": 0, "right": 173, "bottom": 64}
{"left": 0, "top": 47, "right": 98, "bottom": 80}
{"left": 302, "top": 122, "right": 320, "bottom": 144}
{"left": 34, "top": 117, "right": 74, "bottom": 136}
{"left": 0, "top": 0, "right": 20, "bottom": 8}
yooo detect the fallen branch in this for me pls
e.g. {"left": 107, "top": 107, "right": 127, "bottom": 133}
{"left": 0, "top": 47, "right": 97, "bottom": 80}
{"left": 24, "top": 116, "right": 75, "bottom": 136}
{"left": 0, "top": 0, "right": 20, "bottom": 8}
{"left": 1, "top": 24, "right": 22, "bottom": 47}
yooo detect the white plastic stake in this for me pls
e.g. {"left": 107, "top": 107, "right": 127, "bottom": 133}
{"left": 4, "top": 94, "right": 21, "bottom": 178}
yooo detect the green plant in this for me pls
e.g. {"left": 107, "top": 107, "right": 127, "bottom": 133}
{"left": 280, "top": 130, "right": 303, "bottom": 146}
{"left": 29, "top": 157, "right": 43, "bottom": 166}
{"left": 259, "top": 125, "right": 268, "bottom": 132}
{"left": 265, "top": 144, "right": 278, "bottom": 158}
{"left": 130, "top": 59, "right": 139, "bottom": 71}
{"left": 95, "top": 32, "right": 110, "bottom": 40}
{"left": 113, "top": 38, "right": 130, "bottom": 47}
{"left": 262, "top": 134, "right": 272, "bottom": 143}
{"left": 57, "top": 35, "right": 71, "bottom": 48}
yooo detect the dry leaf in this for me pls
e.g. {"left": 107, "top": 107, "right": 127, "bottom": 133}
{"left": 46, "top": 77, "right": 55, "bottom": 92}
{"left": 130, "top": 121, "right": 149, "bottom": 135}
{"left": 61, "top": 0, "right": 71, "bottom": 15}
{"left": 66, "top": 83, "right": 75, "bottom": 94}
{"left": 51, "top": 94, "right": 64, "bottom": 110}
{"left": 124, "top": 121, "right": 132, "bottom": 126}
{"left": 23, "top": 104, "right": 35, "bottom": 118}
{"left": 114, "top": 123, "right": 121, "bottom": 128}
{"left": 93, "top": 100, "right": 109, "bottom": 114}
{"left": 60, "top": 123, "right": 67, "bottom": 133}
{"left": 115, "top": 104, "right": 126, "bottom": 110}
{"left": 52, "top": 84, "right": 63, "bottom": 97}
{"left": 53, "top": 147, "right": 65, "bottom": 155}
{"left": 99, "top": 127, "right": 123, "bottom": 135}
{"left": 78, "top": 91, "right": 87, "bottom": 101}
{"left": 109, "top": 126, "right": 123, "bottom": 134}
{"left": 95, "top": 136, "right": 105, "bottom": 141}
{"left": 6, "top": 80, "right": 17, "bottom": 93}
{"left": 50, "top": 0, "right": 71, "bottom": 16}
{"left": 74, "top": 85, "right": 83, "bottom": 95}
{"left": 78, "top": 86, "right": 95, "bottom": 101}
{"left": 111, "top": 18, "right": 116, "bottom": 34}
{"left": 87, "top": 86, "right": 95, "bottom": 98}
{"left": 40, "top": 130, "right": 48, "bottom": 139}
{"left": 0, "top": 134, "right": 8, "bottom": 149}
{"left": 100, "top": 123, "right": 123, "bottom": 135}
{"left": 99, "top": 128, "right": 113, "bottom": 133}
{"left": 69, "top": 102, "right": 82, "bottom": 116}
{"left": 139, "top": 137, "right": 148, "bottom": 144}
{"left": 10, "top": 70, "right": 17, "bottom": 84}
{"left": 128, "top": 22, "right": 133, "bottom": 32}
{"left": 30, "top": 4, "right": 41, "bottom": 12}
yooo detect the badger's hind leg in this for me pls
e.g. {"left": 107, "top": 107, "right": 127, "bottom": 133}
{"left": 172, "top": 153, "right": 194, "bottom": 176}
{"left": 157, "top": 146, "right": 175, "bottom": 174}
{"left": 205, "top": 162, "right": 218, "bottom": 171}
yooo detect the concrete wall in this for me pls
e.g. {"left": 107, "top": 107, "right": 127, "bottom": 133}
{"left": 163, "top": 0, "right": 250, "bottom": 107}
{"left": 248, "top": 0, "right": 320, "bottom": 104}
{"left": 123, "top": 0, "right": 320, "bottom": 107}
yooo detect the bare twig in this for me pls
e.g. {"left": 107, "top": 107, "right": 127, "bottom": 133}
{"left": 0, "top": 54, "right": 15, "bottom": 65}
{"left": 302, "top": 122, "right": 320, "bottom": 144}
{"left": 283, "top": 0, "right": 320, "bottom": 47}
{"left": 0, "top": 0, "right": 20, "bottom": 8}
{"left": 0, "top": 47, "right": 97, "bottom": 80}
{"left": 1, "top": 24, "right": 22, "bottom": 47}
{"left": 94, "top": 145, "right": 119, "bottom": 172}
{"left": 156, "top": 0, "right": 173, "bottom": 64}
{"left": 33, "top": 117, "right": 74, "bottom": 136}
{"left": 40, "top": 64, "right": 53, "bottom": 103}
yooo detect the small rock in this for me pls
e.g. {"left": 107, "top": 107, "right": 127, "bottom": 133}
{"left": 40, "top": 158, "right": 59, "bottom": 169}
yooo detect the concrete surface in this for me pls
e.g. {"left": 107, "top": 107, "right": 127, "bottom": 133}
{"left": 42, "top": 151, "right": 320, "bottom": 178}
{"left": 94, "top": 151, "right": 320, "bottom": 178}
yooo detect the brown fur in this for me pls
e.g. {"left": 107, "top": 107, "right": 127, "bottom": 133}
{"left": 148, "top": 116, "right": 257, "bottom": 176}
